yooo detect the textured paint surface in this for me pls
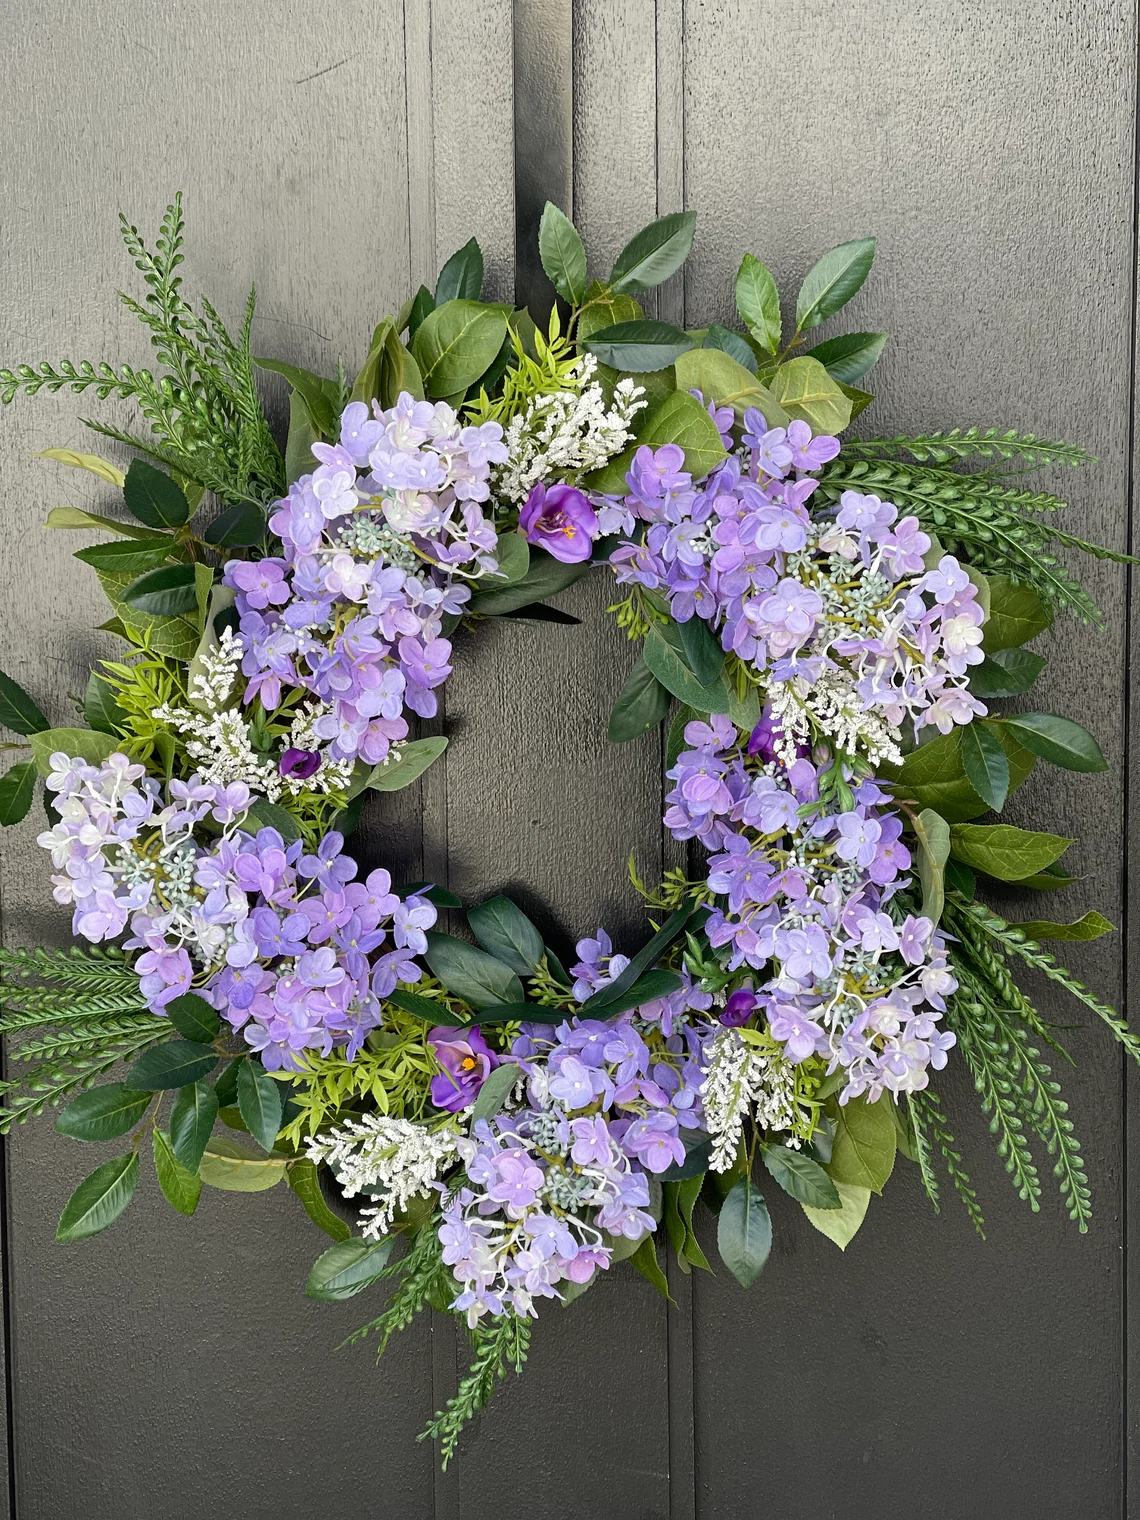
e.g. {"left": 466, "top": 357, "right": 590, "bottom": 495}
{"left": 0, "top": 1, "right": 1136, "bottom": 1516}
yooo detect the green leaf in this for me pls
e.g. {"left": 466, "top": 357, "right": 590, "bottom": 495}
{"left": 423, "top": 933, "right": 524, "bottom": 1010}
{"left": 36, "top": 447, "right": 126, "bottom": 487}
{"left": 658, "top": 1131, "right": 713, "bottom": 1182}
{"left": 828, "top": 1095, "right": 896, "bottom": 1194}
{"left": 763, "top": 1144, "right": 841, "bottom": 1209}
{"left": 666, "top": 704, "right": 699, "bottom": 769}
{"left": 153, "top": 1127, "right": 201, "bottom": 1216}
{"left": 44, "top": 505, "right": 166, "bottom": 540}
{"left": 0, "top": 761, "right": 36, "bottom": 826}
{"left": 583, "top": 901, "right": 694, "bottom": 1014}
{"left": 734, "top": 253, "right": 781, "bottom": 353}
{"left": 435, "top": 237, "right": 484, "bottom": 304}
{"left": 128, "top": 1040, "right": 219, "bottom": 1091}
{"left": 411, "top": 300, "right": 507, "bottom": 399}
{"left": 643, "top": 623, "right": 755, "bottom": 729}
{"left": 56, "top": 1152, "right": 139, "bottom": 1241}
{"left": 82, "top": 672, "right": 125, "bottom": 736}
{"left": 703, "top": 325, "right": 758, "bottom": 372}
{"left": 198, "top": 1136, "right": 287, "bottom": 1192}
{"left": 365, "top": 736, "right": 448, "bottom": 793}
{"left": 123, "top": 459, "right": 190, "bottom": 530}
{"left": 982, "top": 576, "right": 1052, "bottom": 651}
{"left": 802, "top": 1179, "right": 870, "bottom": 1251}
{"left": 673, "top": 347, "right": 789, "bottom": 426}
{"left": 386, "top": 988, "right": 468, "bottom": 1026}
{"left": 94, "top": 569, "right": 198, "bottom": 661}
{"left": 1000, "top": 713, "right": 1107, "bottom": 774}
{"left": 959, "top": 722, "right": 1010, "bottom": 812}
{"left": 582, "top": 319, "right": 696, "bottom": 372}
{"left": 468, "top": 549, "right": 593, "bottom": 616}
{"left": 407, "top": 285, "right": 436, "bottom": 340}
{"left": 717, "top": 1177, "right": 772, "bottom": 1288}
{"left": 56, "top": 1083, "right": 151, "bottom": 1142}
{"left": 839, "top": 382, "right": 874, "bottom": 420}
{"left": 491, "top": 532, "right": 530, "bottom": 584}
{"left": 252, "top": 358, "right": 339, "bottom": 437}
{"left": 121, "top": 563, "right": 198, "bottom": 618}
{"left": 629, "top": 1234, "right": 675, "bottom": 1301}
{"left": 579, "top": 968, "right": 681, "bottom": 1020}
{"left": 795, "top": 238, "right": 876, "bottom": 332}
{"left": 164, "top": 992, "right": 220, "bottom": 1044}
{"left": 1020, "top": 863, "right": 1081, "bottom": 891}
{"left": 467, "top": 896, "right": 545, "bottom": 975}
{"left": 610, "top": 211, "right": 696, "bottom": 293}
{"left": 1012, "top": 911, "right": 1115, "bottom": 942}
{"left": 305, "top": 1235, "right": 394, "bottom": 1301}
{"left": 29, "top": 728, "right": 118, "bottom": 777}
{"left": 286, "top": 1157, "right": 350, "bottom": 1242}
{"left": 912, "top": 807, "right": 951, "bottom": 925}
{"left": 807, "top": 331, "right": 888, "bottom": 383}
{"left": 948, "top": 822, "right": 1073, "bottom": 881}
{"left": 590, "top": 388, "right": 728, "bottom": 495}
{"left": 677, "top": 615, "right": 725, "bottom": 686}
{"left": 204, "top": 501, "right": 266, "bottom": 549}
{"left": 769, "top": 356, "right": 852, "bottom": 433}
{"left": 970, "top": 647, "right": 1047, "bottom": 699}
{"left": 285, "top": 390, "right": 319, "bottom": 485}
{"left": 576, "top": 282, "right": 642, "bottom": 342}
{"left": 237, "top": 1059, "right": 284, "bottom": 1152}
{"left": 882, "top": 726, "right": 1036, "bottom": 823}
{"left": 538, "top": 203, "right": 588, "bottom": 305}
{"left": 242, "top": 798, "right": 303, "bottom": 844}
{"left": 471, "top": 1062, "right": 521, "bottom": 1122}
{"left": 0, "top": 669, "right": 50, "bottom": 735}
{"left": 73, "top": 538, "right": 177, "bottom": 577}
{"left": 608, "top": 658, "right": 670, "bottom": 743}
{"left": 169, "top": 1080, "right": 218, "bottom": 1173}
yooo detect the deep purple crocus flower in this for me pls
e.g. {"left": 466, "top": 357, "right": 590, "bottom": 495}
{"left": 280, "top": 747, "right": 322, "bottom": 781}
{"left": 519, "top": 482, "right": 598, "bottom": 563}
{"left": 428, "top": 1025, "right": 499, "bottom": 1112}
{"left": 719, "top": 988, "right": 757, "bottom": 1027}
{"left": 747, "top": 708, "right": 780, "bottom": 763}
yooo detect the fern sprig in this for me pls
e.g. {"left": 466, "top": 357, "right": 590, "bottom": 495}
{"left": 843, "top": 428, "right": 1096, "bottom": 469}
{"left": 908, "top": 1089, "right": 985, "bottom": 1237}
{"left": 418, "top": 1314, "right": 531, "bottom": 1468}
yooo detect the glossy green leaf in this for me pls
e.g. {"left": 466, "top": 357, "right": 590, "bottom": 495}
{"left": 982, "top": 576, "right": 1052, "bottom": 651}
{"left": 882, "top": 726, "right": 1036, "bottom": 823}
{"left": 204, "top": 501, "right": 266, "bottom": 548}
{"left": 610, "top": 211, "right": 696, "bottom": 293}
{"left": 0, "top": 761, "right": 36, "bottom": 826}
{"left": 949, "top": 822, "right": 1073, "bottom": 881}
{"left": 538, "top": 202, "right": 588, "bottom": 305}
{"left": 629, "top": 1234, "right": 675, "bottom": 1301}
{"left": 128, "top": 1040, "right": 219, "bottom": 1091}
{"left": 424, "top": 933, "right": 524, "bottom": 1011}
{"left": 491, "top": 532, "right": 530, "bottom": 585}
{"left": 608, "top": 658, "right": 670, "bottom": 743}
{"left": 365, "top": 736, "right": 448, "bottom": 793}
{"left": 769, "top": 356, "right": 852, "bottom": 433}
{"left": 56, "top": 1083, "right": 151, "bottom": 1142}
{"left": 407, "top": 285, "right": 436, "bottom": 340}
{"left": 29, "top": 728, "right": 118, "bottom": 777}
{"left": 666, "top": 704, "right": 700, "bottom": 769}
{"left": 575, "top": 282, "right": 643, "bottom": 342}
{"left": 717, "top": 1177, "right": 772, "bottom": 1288}
{"left": 74, "top": 537, "right": 177, "bottom": 576}
{"left": 802, "top": 1179, "right": 870, "bottom": 1251}
{"left": 807, "top": 331, "right": 888, "bottom": 383}
{"left": 467, "top": 895, "right": 545, "bottom": 975}
{"left": 45, "top": 505, "right": 166, "bottom": 540}
{"left": 643, "top": 623, "right": 756, "bottom": 729}
{"left": 582, "top": 319, "right": 696, "bottom": 372}
{"left": 734, "top": 253, "right": 781, "bottom": 353}
{"left": 912, "top": 807, "right": 951, "bottom": 925}
{"left": 56, "top": 1152, "right": 139, "bottom": 1241}
{"left": 242, "top": 798, "right": 302, "bottom": 844}
{"left": 471, "top": 1062, "right": 521, "bottom": 1122}
{"left": 286, "top": 1157, "right": 351, "bottom": 1242}
{"left": 703, "top": 325, "right": 758, "bottom": 372}
{"left": 1011, "top": 911, "right": 1115, "bottom": 942}
{"left": 959, "top": 722, "right": 1010, "bottom": 812}
{"left": 795, "top": 238, "right": 876, "bottom": 332}
{"left": 199, "top": 1136, "right": 287, "bottom": 1192}
{"left": 827, "top": 1095, "right": 896, "bottom": 1194}
{"left": 579, "top": 968, "right": 682, "bottom": 1020}
{"left": 123, "top": 459, "right": 190, "bottom": 530}
{"left": 285, "top": 390, "right": 319, "bottom": 485}
{"left": 83, "top": 672, "right": 125, "bottom": 736}
{"left": 0, "top": 669, "right": 49, "bottom": 735}
{"left": 305, "top": 1235, "right": 394, "bottom": 1301}
{"left": 1000, "top": 713, "right": 1107, "bottom": 774}
{"left": 237, "top": 1059, "right": 284, "bottom": 1152}
{"left": 658, "top": 1131, "right": 713, "bottom": 1182}
{"left": 164, "top": 993, "right": 220, "bottom": 1044}
{"left": 763, "top": 1144, "right": 841, "bottom": 1209}
{"left": 153, "top": 1127, "right": 201, "bottom": 1216}
{"left": 122, "top": 563, "right": 198, "bottom": 618}
{"left": 386, "top": 988, "right": 467, "bottom": 1026}
{"left": 583, "top": 901, "right": 694, "bottom": 1014}
{"left": 169, "top": 1080, "right": 219, "bottom": 1173}
{"left": 839, "top": 382, "right": 874, "bottom": 420}
{"left": 252, "top": 357, "right": 339, "bottom": 437}
{"left": 673, "top": 347, "right": 789, "bottom": 426}
{"left": 411, "top": 300, "right": 507, "bottom": 399}
{"left": 969, "top": 647, "right": 1047, "bottom": 699}
{"left": 677, "top": 615, "right": 725, "bottom": 687}
{"left": 435, "top": 236, "right": 484, "bottom": 304}
{"left": 468, "top": 549, "right": 593, "bottom": 615}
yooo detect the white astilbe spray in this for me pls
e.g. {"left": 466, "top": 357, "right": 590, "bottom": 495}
{"left": 495, "top": 355, "right": 646, "bottom": 503}
{"left": 305, "top": 1115, "right": 458, "bottom": 1239}
{"left": 700, "top": 1029, "right": 801, "bottom": 1171}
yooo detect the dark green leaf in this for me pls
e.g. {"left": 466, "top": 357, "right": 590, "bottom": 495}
{"left": 704, "top": 325, "right": 758, "bottom": 372}
{"left": 286, "top": 1157, "right": 351, "bottom": 1242}
{"left": 912, "top": 806, "right": 951, "bottom": 925}
{"left": 0, "top": 761, "right": 36, "bottom": 826}
{"left": 1000, "top": 713, "right": 1107, "bottom": 774}
{"left": 676, "top": 615, "right": 725, "bottom": 686}
{"left": 583, "top": 319, "right": 697, "bottom": 372}
{"left": 128, "top": 1040, "right": 219, "bottom": 1091}
{"left": 284, "top": 391, "right": 319, "bottom": 485}
{"left": 57, "top": 1152, "right": 139, "bottom": 1242}
{"left": 435, "top": 237, "right": 484, "bottom": 304}
{"left": 423, "top": 933, "right": 524, "bottom": 1010}
{"left": 204, "top": 501, "right": 266, "bottom": 548}
{"left": 237, "top": 1059, "right": 284, "bottom": 1151}
{"left": 608, "top": 658, "right": 670, "bottom": 743}
{"left": 73, "top": 538, "right": 177, "bottom": 576}
{"left": 169, "top": 1080, "right": 219, "bottom": 1173}
{"left": 882, "top": 725, "right": 1036, "bottom": 824}
{"left": 610, "top": 211, "right": 696, "bottom": 293}
{"left": 1012, "top": 911, "right": 1115, "bottom": 942}
{"left": 242, "top": 798, "right": 302, "bottom": 844}
{"left": 83, "top": 672, "right": 125, "bottom": 736}
{"left": 839, "top": 381, "right": 874, "bottom": 420}
{"left": 491, "top": 531, "right": 530, "bottom": 584}
{"left": 717, "top": 1177, "right": 772, "bottom": 1288}
{"left": 386, "top": 987, "right": 468, "bottom": 1025}
{"left": 305, "top": 1236, "right": 394, "bottom": 1301}
{"left": 495, "top": 604, "right": 581, "bottom": 625}
{"left": 153, "top": 1127, "right": 201, "bottom": 1215}
{"left": 123, "top": 459, "right": 191, "bottom": 530}
{"left": 0, "top": 669, "right": 49, "bottom": 735}
{"left": 734, "top": 253, "right": 781, "bottom": 353}
{"left": 538, "top": 202, "right": 588, "bottom": 305}
{"left": 212, "top": 1058, "right": 244, "bottom": 1108}
{"left": 56, "top": 1083, "right": 151, "bottom": 1143}
{"left": 827, "top": 1095, "right": 896, "bottom": 1194}
{"left": 643, "top": 622, "right": 757, "bottom": 729}
{"left": 407, "top": 284, "right": 436, "bottom": 340}
{"left": 949, "top": 822, "right": 1073, "bottom": 881}
{"left": 252, "top": 358, "right": 339, "bottom": 437}
{"left": 959, "top": 722, "right": 1010, "bottom": 811}
{"left": 806, "top": 331, "right": 888, "bottom": 383}
{"left": 471, "top": 1063, "right": 521, "bottom": 1122}
{"left": 795, "top": 238, "right": 876, "bottom": 332}
{"left": 666, "top": 704, "right": 699, "bottom": 769}
{"left": 468, "top": 549, "right": 593, "bottom": 616}
{"left": 467, "top": 896, "right": 545, "bottom": 975}
{"left": 583, "top": 901, "right": 695, "bottom": 1013}
{"left": 581, "top": 968, "right": 682, "bottom": 1020}
{"left": 164, "top": 993, "right": 221, "bottom": 1044}
{"left": 397, "top": 881, "right": 464, "bottom": 908}
{"left": 629, "top": 1234, "right": 675, "bottom": 1301}
{"left": 982, "top": 576, "right": 1052, "bottom": 651}
{"left": 970, "top": 647, "right": 1047, "bottom": 698}
{"left": 121, "top": 563, "right": 198, "bottom": 618}
{"left": 411, "top": 300, "right": 507, "bottom": 399}
{"left": 465, "top": 1002, "right": 572, "bottom": 1025}
{"left": 658, "top": 1131, "right": 713, "bottom": 1181}
{"left": 364, "top": 736, "right": 448, "bottom": 792}
{"left": 944, "top": 858, "right": 977, "bottom": 897}
{"left": 763, "top": 1144, "right": 841, "bottom": 1209}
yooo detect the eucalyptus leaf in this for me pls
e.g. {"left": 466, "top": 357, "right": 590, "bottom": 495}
{"left": 56, "top": 1152, "right": 139, "bottom": 1241}
{"left": 608, "top": 658, "right": 670, "bottom": 743}
{"left": 423, "top": 932, "right": 524, "bottom": 1010}
{"left": 717, "top": 1177, "right": 771, "bottom": 1288}
{"left": 467, "top": 895, "right": 545, "bottom": 975}
{"left": 768, "top": 356, "right": 852, "bottom": 433}
{"left": 673, "top": 347, "right": 789, "bottom": 426}
{"left": 586, "top": 388, "right": 727, "bottom": 493}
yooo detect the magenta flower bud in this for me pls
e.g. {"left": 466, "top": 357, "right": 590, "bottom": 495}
{"left": 519, "top": 482, "right": 598, "bottom": 563}
{"left": 279, "top": 747, "right": 322, "bottom": 781}
{"left": 719, "top": 989, "right": 757, "bottom": 1028}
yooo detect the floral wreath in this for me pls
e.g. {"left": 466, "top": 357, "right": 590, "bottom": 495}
{"left": 0, "top": 196, "right": 1132, "bottom": 1465}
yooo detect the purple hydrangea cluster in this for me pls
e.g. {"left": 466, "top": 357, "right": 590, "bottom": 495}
{"left": 665, "top": 714, "right": 956, "bottom": 1101}
{"left": 37, "top": 751, "right": 436, "bottom": 1070}
{"left": 226, "top": 393, "right": 511, "bottom": 767}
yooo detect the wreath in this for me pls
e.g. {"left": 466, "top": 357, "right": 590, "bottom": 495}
{"left": 0, "top": 195, "right": 1131, "bottom": 1465}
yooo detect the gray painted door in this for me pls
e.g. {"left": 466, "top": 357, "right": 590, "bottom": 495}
{"left": 0, "top": 2, "right": 1135, "bottom": 1516}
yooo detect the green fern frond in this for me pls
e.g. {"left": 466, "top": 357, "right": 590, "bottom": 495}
{"left": 908, "top": 1090, "right": 985, "bottom": 1238}
{"left": 418, "top": 1313, "right": 531, "bottom": 1468}
{"left": 843, "top": 428, "right": 1095, "bottom": 470}
{"left": 948, "top": 987, "right": 1042, "bottom": 1212}
{"left": 0, "top": 944, "right": 139, "bottom": 990}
